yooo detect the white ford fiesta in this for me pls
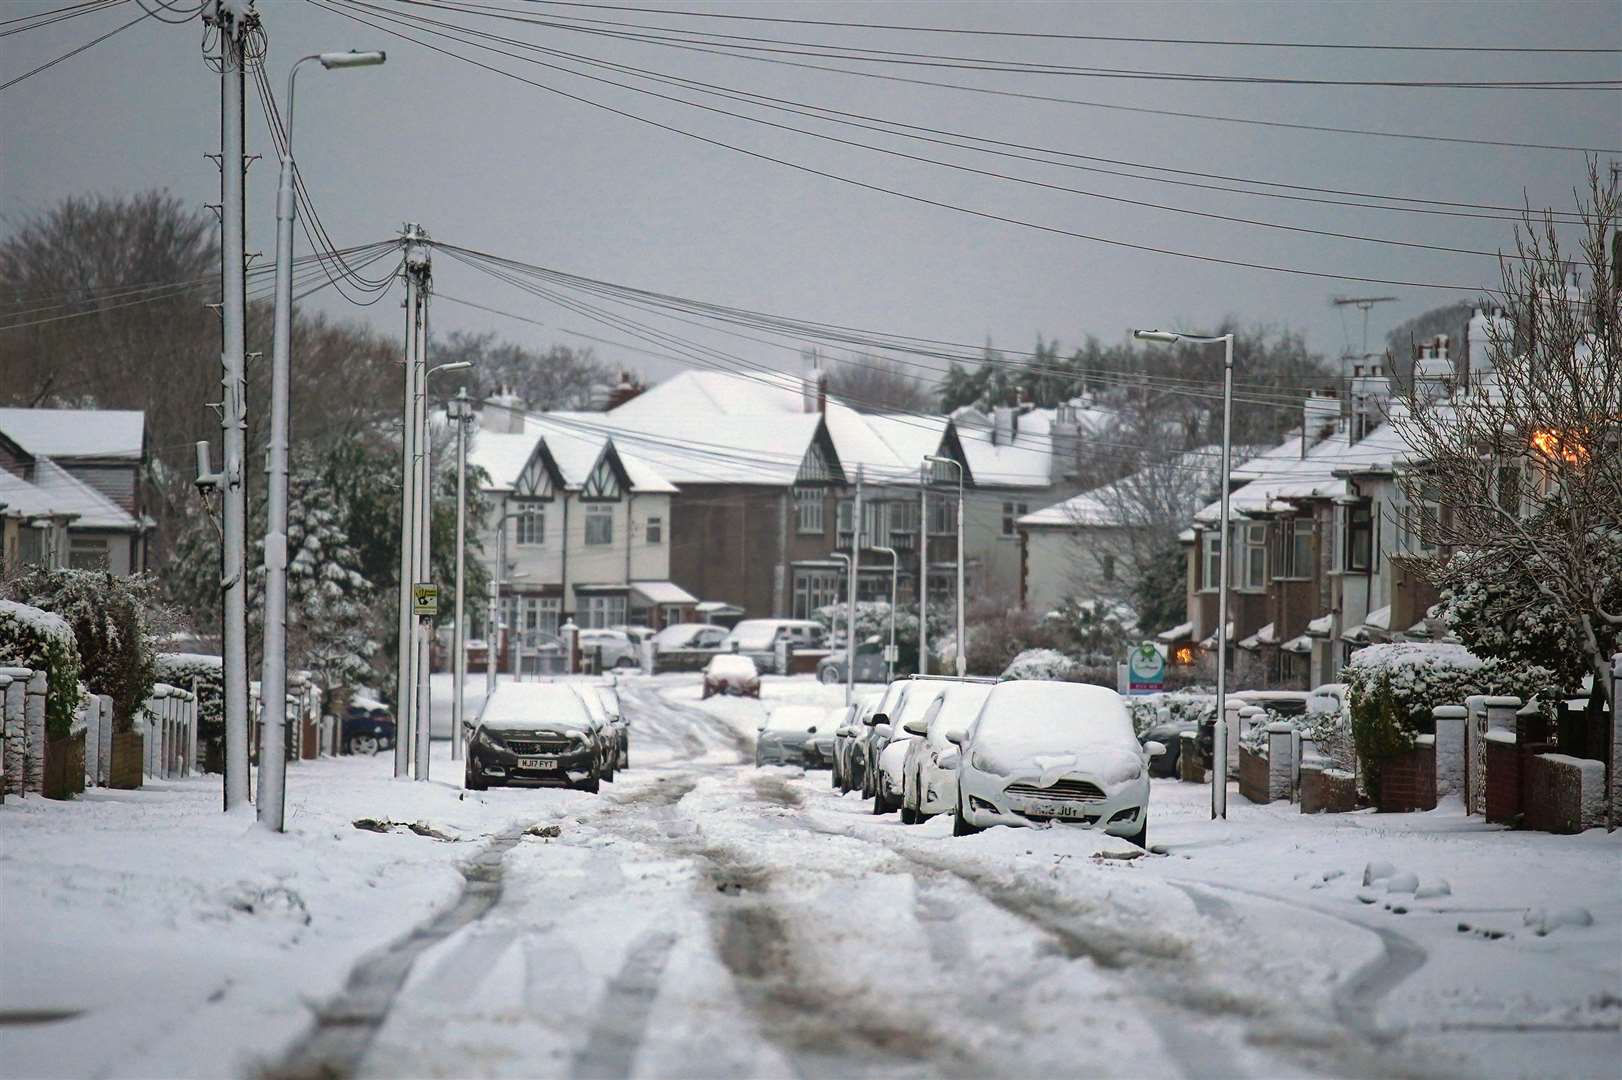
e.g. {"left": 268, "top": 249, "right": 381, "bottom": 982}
{"left": 947, "top": 680, "right": 1162, "bottom": 846}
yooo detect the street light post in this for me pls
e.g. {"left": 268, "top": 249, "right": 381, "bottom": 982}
{"left": 414, "top": 359, "right": 473, "bottom": 782}
{"left": 924, "top": 455, "right": 965, "bottom": 677}
{"left": 829, "top": 551, "right": 852, "bottom": 688}
{"left": 873, "top": 545, "right": 899, "bottom": 682}
{"left": 450, "top": 386, "right": 471, "bottom": 762}
{"left": 917, "top": 461, "right": 928, "bottom": 676}
{"left": 1134, "top": 328, "right": 1234, "bottom": 820}
{"left": 259, "top": 49, "right": 384, "bottom": 829}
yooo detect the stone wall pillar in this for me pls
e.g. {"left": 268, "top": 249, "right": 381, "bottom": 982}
{"left": 1465, "top": 694, "right": 1489, "bottom": 815}
{"left": 25, "top": 671, "right": 47, "bottom": 794}
{"left": 97, "top": 696, "right": 113, "bottom": 785}
{"left": 1, "top": 668, "right": 26, "bottom": 798}
{"left": 1433, "top": 705, "right": 1467, "bottom": 801}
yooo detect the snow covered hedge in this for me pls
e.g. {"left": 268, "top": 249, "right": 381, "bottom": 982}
{"left": 5, "top": 568, "right": 160, "bottom": 735}
{"left": 1001, "top": 648, "right": 1080, "bottom": 681}
{"left": 1343, "top": 642, "right": 1531, "bottom": 801}
{"left": 157, "top": 653, "right": 224, "bottom": 754}
{"left": 1124, "top": 690, "right": 1216, "bottom": 739}
{"left": 0, "top": 599, "right": 81, "bottom": 739}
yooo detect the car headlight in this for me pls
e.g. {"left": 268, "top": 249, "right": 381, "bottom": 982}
{"left": 476, "top": 728, "right": 504, "bottom": 749}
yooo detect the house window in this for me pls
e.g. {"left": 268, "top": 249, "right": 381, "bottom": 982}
{"left": 521, "top": 596, "right": 560, "bottom": 638}
{"left": 794, "top": 487, "right": 824, "bottom": 534}
{"left": 888, "top": 500, "right": 918, "bottom": 549}
{"left": 1101, "top": 553, "right": 1116, "bottom": 583}
{"left": 861, "top": 500, "right": 884, "bottom": 548}
{"left": 645, "top": 515, "right": 663, "bottom": 544}
{"left": 1001, "top": 501, "right": 1028, "bottom": 537}
{"left": 836, "top": 499, "right": 852, "bottom": 536}
{"left": 580, "top": 593, "right": 627, "bottom": 629}
{"left": 514, "top": 500, "right": 545, "bottom": 546}
{"left": 1414, "top": 477, "right": 1440, "bottom": 554}
{"left": 1344, "top": 503, "right": 1372, "bottom": 572}
{"left": 1201, "top": 532, "right": 1220, "bottom": 592}
{"left": 1274, "top": 518, "right": 1313, "bottom": 579}
{"left": 68, "top": 537, "right": 109, "bottom": 570}
{"left": 1243, "top": 524, "right": 1267, "bottom": 590}
{"left": 585, "top": 504, "right": 613, "bottom": 545}
{"left": 792, "top": 568, "right": 842, "bottom": 618}
{"left": 927, "top": 497, "right": 957, "bottom": 536}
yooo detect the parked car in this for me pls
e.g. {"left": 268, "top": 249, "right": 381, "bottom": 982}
{"left": 1139, "top": 712, "right": 1197, "bottom": 778}
{"left": 596, "top": 685, "right": 630, "bottom": 770}
{"left": 610, "top": 624, "right": 656, "bottom": 647}
{"left": 1196, "top": 689, "right": 1312, "bottom": 771}
{"left": 572, "top": 684, "right": 618, "bottom": 783}
{"left": 756, "top": 703, "right": 831, "bottom": 767}
{"left": 812, "top": 705, "right": 847, "bottom": 773}
{"left": 949, "top": 680, "right": 1162, "bottom": 846}
{"left": 816, "top": 636, "right": 889, "bottom": 685}
{"left": 466, "top": 683, "right": 604, "bottom": 792}
{"left": 834, "top": 696, "right": 879, "bottom": 793}
{"left": 901, "top": 681, "right": 995, "bottom": 823}
{"left": 702, "top": 654, "right": 761, "bottom": 699}
{"left": 342, "top": 703, "right": 395, "bottom": 755}
{"left": 854, "top": 678, "right": 917, "bottom": 800}
{"left": 724, "top": 619, "right": 827, "bottom": 670}
{"left": 579, "top": 628, "right": 640, "bottom": 669}
{"left": 651, "top": 622, "right": 731, "bottom": 671}
{"left": 874, "top": 683, "right": 952, "bottom": 815}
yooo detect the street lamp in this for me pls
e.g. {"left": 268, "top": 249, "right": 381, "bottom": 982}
{"left": 872, "top": 545, "right": 899, "bottom": 682}
{"left": 829, "top": 551, "right": 853, "bottom": 704}
{"left": 448, "top": 386, "right": 473, "bottom": 762}
{"left": 487, "top": 505, "right": 532, "bottom": 698}
{"left": 412, "top": 358, "right": 473, "bottom": 781}
{"left": 924, "top": 455, "right": 966, "bottom": 677}
{"left": 259, "top": 48, "right": 385, "bottom": 829}
{"left": 1134, "top": 327, "right": 1234, "bottom": 821}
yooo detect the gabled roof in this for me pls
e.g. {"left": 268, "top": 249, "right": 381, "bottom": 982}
{"left": 7, "top": 458, "right": 141, "bottom": 530}
{"left": 468, "top": 417, "right": 677, "bottom": 495}
{"left": 0, "top": 408, "right": 145, "bottom": 460}
{"left": 0, "top": 467, "right": 67, "bottom": 520}
{"left": 1020, "top": 447, "right": 1224, "bottom": 529}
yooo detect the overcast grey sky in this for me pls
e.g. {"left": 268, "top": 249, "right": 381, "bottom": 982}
{"left": 5, "top": 0, "right": 1620, "bottom": 388}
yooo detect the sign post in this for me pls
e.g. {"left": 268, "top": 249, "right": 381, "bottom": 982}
{"left": 1127, "top": 641, "right": 1166, "bottom": 696}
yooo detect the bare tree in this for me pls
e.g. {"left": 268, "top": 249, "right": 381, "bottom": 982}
{"left": 1394, "top": 163, "right": 1621, "bottom": 709}
{"left": 825, "top": 351, "right": 934, "bottom": 413}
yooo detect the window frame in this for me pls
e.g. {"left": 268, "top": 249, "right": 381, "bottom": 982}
{"left": 1343, "top": 502, "right": 1373, "bottom": 573}
{"left": 794, "top": 487, "right": 825, "bottom": 535}
{"left": 645, "top": 515, "right": 663, "bottom": 545}
{"left": 1200, "top": 531, "right": 1221, "bottom": 593}
{"left": 584, "top": 503, "right": 614, "bottom": 546}
{"left": 514, "top": 499, "right": 546, "bottom": 547}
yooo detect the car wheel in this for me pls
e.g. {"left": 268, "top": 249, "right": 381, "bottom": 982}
{"left": 465, "top": 764, "right": 487, "bottom": 791}
{"left": 1124, "top": 820, "right": 1148, "bottom": 849}
{"left": 830, "top": 764, "right": 841, "bottom": 789}
{"left": 348, "top": 735, "right": 378, "bottom": 756}
{"left": 755, "top": 751, "right": 764, "bottom": 767}
{"left": 579, "top": 774, "right": 600, "bottom": 794}
{"left": 615, "top": 656, "right": 637, "bottom": 669}
{"left": 953, "top": 794, "right": 981, "bottom": 836}
{"left": 701, "top": 687, "right": 713, "bottom": 700}
{"left": 618, "top": 749, "right": 629, "bottom": 771}
{"left": 603, "top": 764, "right": 615, "bottom": 784}
{"left": 819, "top": 666, "right": 839, "bottom": 685}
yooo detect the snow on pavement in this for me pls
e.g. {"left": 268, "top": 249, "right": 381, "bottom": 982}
{"left": 4, "top": 673, "right": 1619, "bottom": 1079}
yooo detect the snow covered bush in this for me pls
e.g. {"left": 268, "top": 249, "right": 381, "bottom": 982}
{"left": 3, "top": 569, "right": 156, "bottom": 736}
{"left": 1124, "top": 691, "right": 1216, "bottom": 739}
{"left": 0, "top": 598, "right": 81, "bottom": 739}
{"left": 1001, "top": 648, "right": 1080, "bottom": 681}
{"left": 1343, "top": 643, "right": 1531, "bottom": 802}
{"left": 157, "top": 653, "right": 224, "bottom": 759}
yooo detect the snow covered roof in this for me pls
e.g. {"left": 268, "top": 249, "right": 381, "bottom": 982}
{"left": 1, "top": 456, "right": 139, "bottom": 530}
{"left": 1306, "top": 613, "right": 1334, "bottom": 637}
{"left": 1021, "top": 447, "right": 1223, "bottom": 528}
{"left": 1282, "top": 634, "right": 1312, "bottom": 655}
{"left": 1238, "top": 622, "right": 1277, "bottom": 650}
{"left": 1155, "top": 620, "right": 1193, "bottom": 644}
{"left": 1343, "top": 605, "right": 1393, "bottom": 644}
{"left": 630, "top": 580, "right": 698, "bottom": 606}
{"left": 0, "top": 408, "right": 144, "bottom": 460}
{"left": 468, "top": 416, "right": 677, "bottom": 495}
{"left": 1198, "top": 622, "right": 1234, "bottom": 649}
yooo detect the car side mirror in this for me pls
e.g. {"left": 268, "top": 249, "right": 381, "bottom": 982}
{"left": 755, "top": 724, "right": 766, "bottom": 733}
{"left": 1144, "top": 740, "right": 1167, "bottom": 758}
{"left": 902, "top": 719, "right": 928, "bottom": 736}
{"left": 874, "top": 723, "right": 892, "bottom": 739}
{"left": 867, "top": 712, "right": 889, "bottom": 727}
{"left": 807, "top": 725, "right": 817, "bottom": 734}
{"left": 944, "top": 728, "right": 967, "bottom": 747}
{"left": 835, "top": 729, "right": 851, "bottom": 738}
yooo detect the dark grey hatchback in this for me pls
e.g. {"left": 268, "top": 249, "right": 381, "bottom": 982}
{"left": 465, "top": 683, "right": 603, "bottom": 793}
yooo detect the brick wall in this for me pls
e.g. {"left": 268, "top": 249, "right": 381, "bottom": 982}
{"left": 1239, "top": 745, "right": 1270, "bottom": 804}
{"left": 1378, "top": 740, "right": 1436, "bottom": 813}
{"left": 1523, "top": 753, "right": 1605, "bottom": 834}
{"left": 1300, "top": 763, "right": 1359, "bottom": 813}
{"left": 1484, "top": 734, "right": 1520, "bottom": 824}
{"left": 107, "top": 731, "right": 143, "bottom": 790}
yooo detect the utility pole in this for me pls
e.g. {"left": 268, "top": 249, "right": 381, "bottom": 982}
{"left": 413, "top": 296, "right": 432, "bottom": 782}
{"left": 204, "top": 0, "right": 255, "bottom": 812}
{"left": 451, "top": 387, "right": 470, "bottom": 762}
{"left": 846, "top": 467, "right": 862, "bottom": 706}
{"left": 917, "top": 462, "right": 927, "bottom": 677}
{"left": 394, "top": 224, "right": 429, "bottom": 778}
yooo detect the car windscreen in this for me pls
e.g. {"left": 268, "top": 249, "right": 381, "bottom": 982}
{"left": 725, "top": 622, "right": 779, "bottom": 650}
{"left": 927, "top": 683, "right": 994, "bottom": 745}
{"left": 892, "top": 684, "right": 945, "bottom": 734}
{"left": 972, "top": 683, "right": 1137, "bottom": 761}
{"left": 764, "top": 705, "right": 824, "bottom": 732}
{"left": 480, "top": 684, "right": 593, "bottom": 731}
{"left": 652, "top": 624, "right": 703, "bottom": 647}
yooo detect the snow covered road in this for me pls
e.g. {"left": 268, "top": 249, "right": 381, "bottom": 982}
{"left": 5, "top": 674, "right": 1618, "bottom": 1079}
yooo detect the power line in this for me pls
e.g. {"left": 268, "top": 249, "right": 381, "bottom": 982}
{"left": 313, "top": 1, "right": 1503, "bottom": 293}
{"left": 0, "top": 0, "right": 129, "bottom": 37}
{"left": 0, "top": 3, "right": 154, "bottom": 92}
{"left": 387, "top": 1, "right": 1622, "bottom": 88}
{"left": 519, "top": 1, "right": 1622, "bottom": 55}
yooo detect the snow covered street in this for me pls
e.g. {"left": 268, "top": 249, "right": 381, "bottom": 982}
{"left": 4, "top": 674, "right": 1619, "bottom": 1079}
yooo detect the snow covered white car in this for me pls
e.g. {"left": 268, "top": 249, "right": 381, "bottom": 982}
{"left": 702, "top": 654, "right": 761, "bottom": 699}
{"left": 466, "top": 683, "right": 605, "bottom": 793}
{"left": 900, "top": 680, "right": 994, "bottom": 823}
{"left": 948, "top": 681, "right": 1162, "bottom": 846}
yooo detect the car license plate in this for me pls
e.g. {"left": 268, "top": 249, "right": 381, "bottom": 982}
{"left": 519, "top": 757, "right": 557, "bottom": 770}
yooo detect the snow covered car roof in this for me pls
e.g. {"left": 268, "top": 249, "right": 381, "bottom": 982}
{"left": 705, "top": 654, "right": 759, "bottom": 679}
{"left": 480, "top": 683, "right": 593, "bottom": 731}
{"left": 971, "top": 681, "right": 1136, "bottom": 756}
